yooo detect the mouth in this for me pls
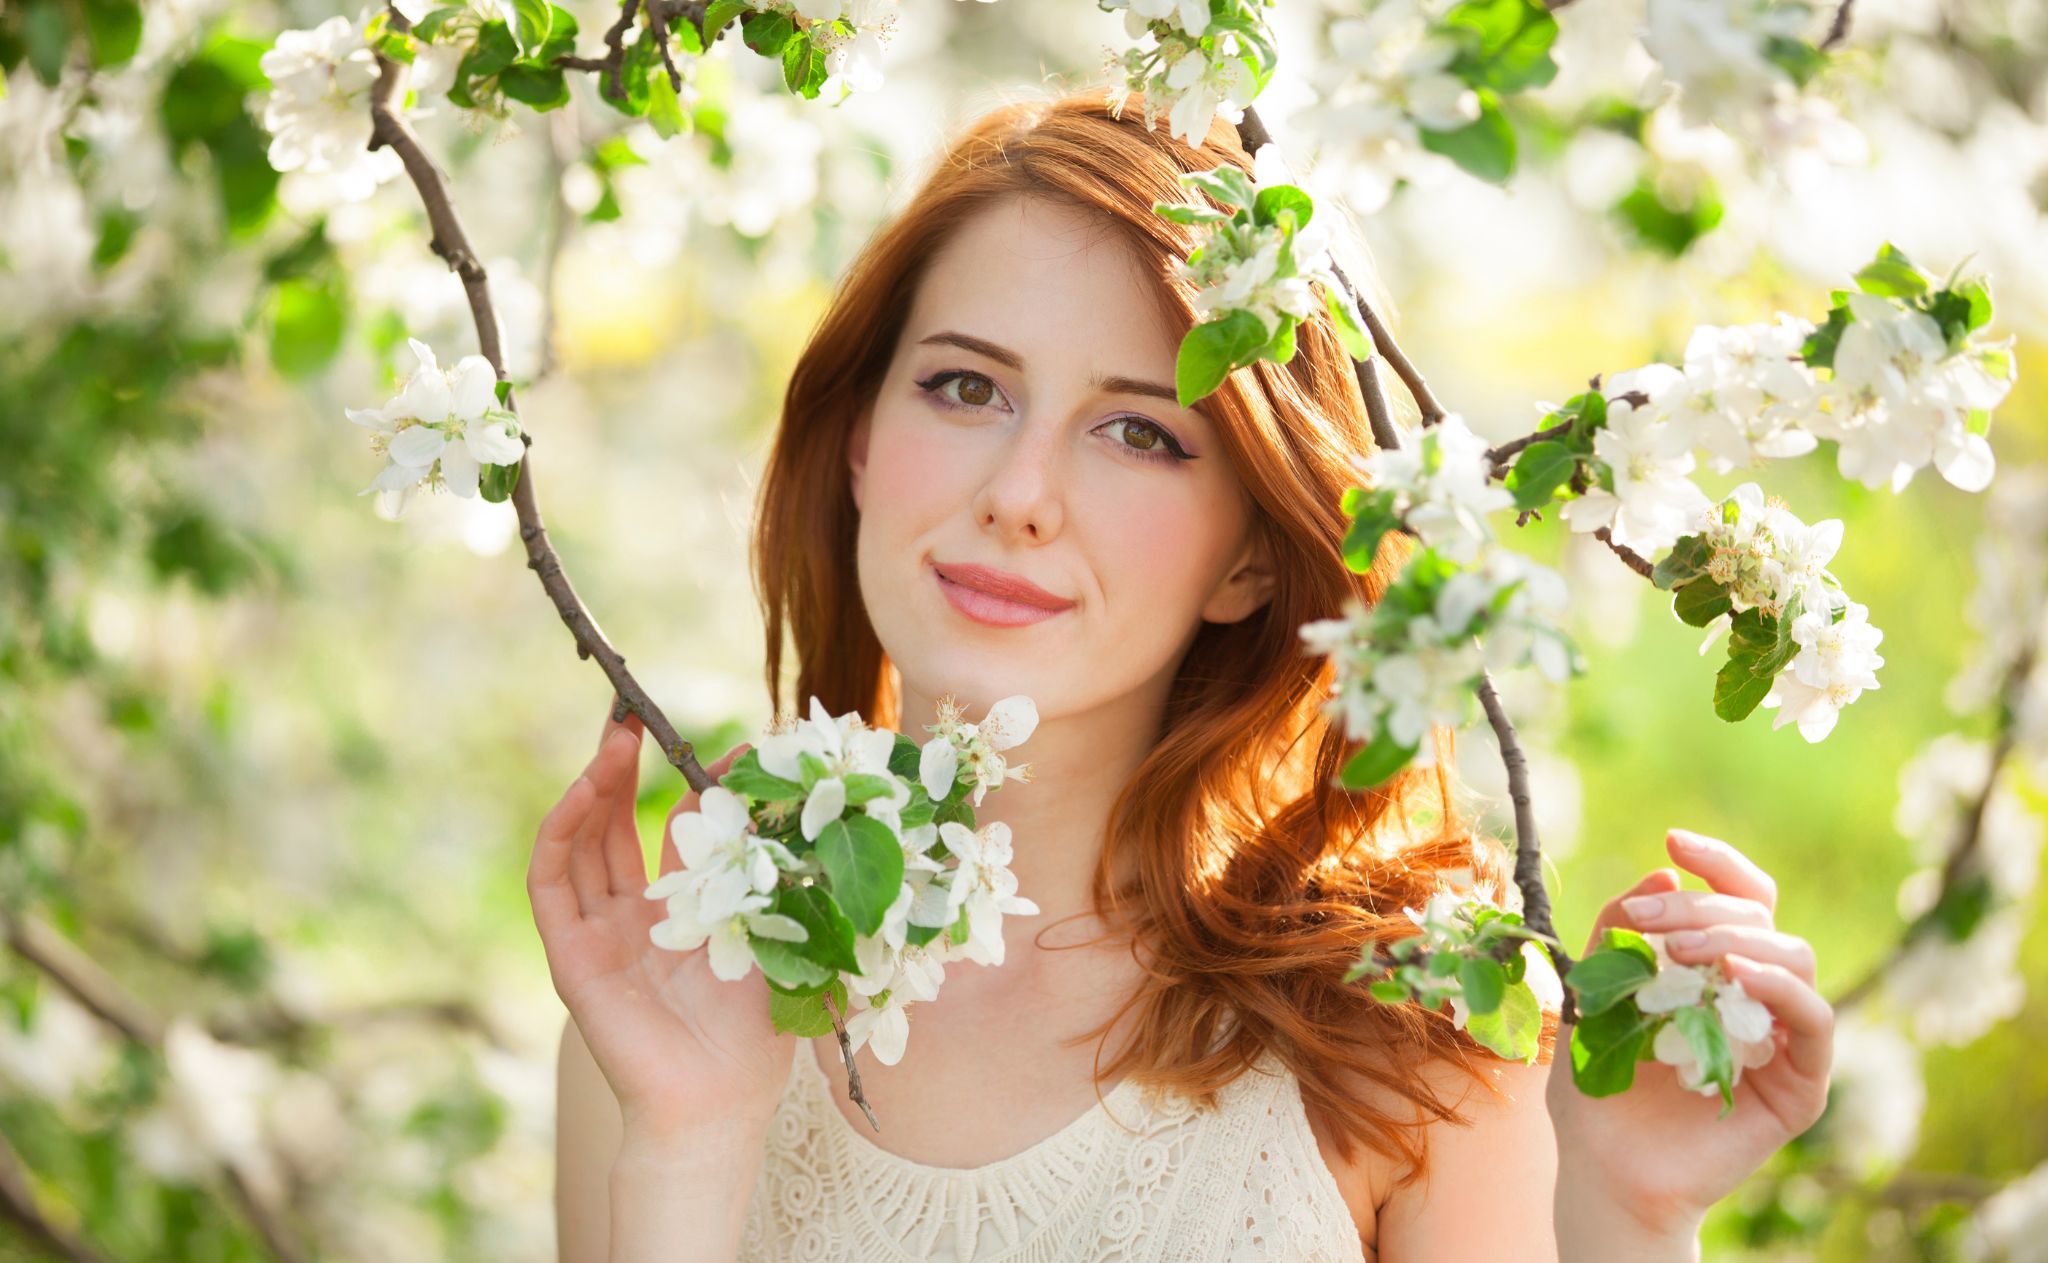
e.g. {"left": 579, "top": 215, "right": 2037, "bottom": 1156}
{"left": 931, "top": 561, "right": 1075, "bottom": 628}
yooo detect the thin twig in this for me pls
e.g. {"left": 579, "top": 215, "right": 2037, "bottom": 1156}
{"left": 1834, "top": 644, "right": 2037, "bottom": 1011}
{"left": 1476, "top": 674, "right": 1578, "bottom": 1024}
{"left": 0, "top": 1129, "right": 113, "bottom": 1263}
{"left": 1820, "top": 0, "right": 1855, "bottom": 50}
{"left": 369, "top": 4, "right": 714, "bottom": 796}
{"left": 3, "top": 913, "right": 312, "bottom": 1263}
{"left": 821, "top": 987, "right": 880, "bottom": 1132}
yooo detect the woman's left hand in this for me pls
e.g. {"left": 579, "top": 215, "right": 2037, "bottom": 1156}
{"left": 1545, "top": 827, "right": 1835, "bottom": 1249}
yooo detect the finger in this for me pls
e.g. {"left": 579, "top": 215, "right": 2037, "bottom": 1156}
{"left": 1660, "top": 924, "right": 1817, "bottom": 986}
{"left": 1666, "top": 829, "right": 1777, "bottom": 914}
{"left": 1584, "top": 867, "right": 1682, "bottom": 951}
{"left": 602, "top": 713, "right": 650, "bottom": 895}
{"left": 570, "top": 727, "right": 638, "bottom": 909}
{"left": 1619, "top": 889, "right": 1775, "bottom": 934}
{"left": 1723, "top": 954, "right": 1833, "bottom": 1081}
{"left": 657, "top": 743, "right": 752, "bottom": 878}
{"left": 529, "top": 773, "right": 598, "bottom": 935}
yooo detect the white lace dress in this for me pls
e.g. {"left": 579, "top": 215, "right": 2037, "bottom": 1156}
{"left": 737, "top": 1041, "right": 1368, "bottom": 1262}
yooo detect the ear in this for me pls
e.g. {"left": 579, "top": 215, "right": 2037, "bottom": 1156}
{"left": 848, "top": 406, "right": 872, "bottom": 513}
{"left": 1202, "top": 527, "right": 1278, "bottom": 625}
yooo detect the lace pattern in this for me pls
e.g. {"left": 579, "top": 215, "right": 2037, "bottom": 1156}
{"left": 736, "top": 1042, "right": 1367, "bottom": 1262}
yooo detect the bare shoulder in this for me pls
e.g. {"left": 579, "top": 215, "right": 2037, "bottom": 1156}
{"left": 1308, "top": 1049, "right": 1557, "bottom": 1261}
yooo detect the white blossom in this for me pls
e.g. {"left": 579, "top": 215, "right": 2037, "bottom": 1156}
{"left": 1561, "top": 371, "right": 1714, "bottom": 555}
{"left": 755, "top": 694, "right": 898, "bottom": 840}
{"left": 1883, "top": 907, "right": 2028, "bottom": 1045}
{"left": 1965, "top": 1159, "right": 2048, "bottom": 1263}
{"left": 346, "top": 337, "right": 525, "bottom": 515}
{"left": 1668, "top": 316, "right": 1822, "bottom": 473}
{"left": 258, "top": 10, "right": 403, "bottom": 202}
{"left": 1817, "top": 1016, "right": 1924, "bottom": 1177}
{"left": 1761, "top": 600, "right": 1884, "bottom": 741}
{"left": 1806, "top": 291, "right": 2013, "bottom": 493}
{"left": 654, "top": 785, "right": 801, "bottom": 923}
{"left": 918, "top": 694, "right": 1037, "bottom": 806}
{"left": 913, "top": 820, "right": 1040, "bottom": 966}
{"left": 1292, "top": 0, "right": 1474, "bottom": 212}
{"left": 1360, "top": 413, "right": 1513, "bottom": 565}
{"left": 644, "top": 882, "right": 808, "bottom": 982}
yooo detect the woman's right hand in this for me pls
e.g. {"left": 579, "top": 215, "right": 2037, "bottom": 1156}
{"left": 527, "top": 699, "right": 793, "bottom": 1140}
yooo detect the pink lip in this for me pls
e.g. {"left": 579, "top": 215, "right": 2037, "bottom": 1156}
{"left": 932, "top": 561, "right": 1075, "bottom": 627}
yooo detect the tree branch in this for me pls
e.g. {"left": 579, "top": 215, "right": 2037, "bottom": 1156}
{"left": 367, "top": 6, "right": 881, "bottom": 1128}
{"left": 2, "top": 912, "right": 311, "bottom": 1263}
{"left": 1834, "top": 643, "right": 2038, "bottom": 1011}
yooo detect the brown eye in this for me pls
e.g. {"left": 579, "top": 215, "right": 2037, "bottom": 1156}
{"left": 1124, "top": 422, "right": 1160, "bottom": 450}
{"left": 956, "top": 374, "right": 994, "bottom": 406}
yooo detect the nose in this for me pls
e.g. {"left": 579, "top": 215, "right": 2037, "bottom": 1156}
{"left": 970, "top": 419, "right": 1065, "bottom": 545}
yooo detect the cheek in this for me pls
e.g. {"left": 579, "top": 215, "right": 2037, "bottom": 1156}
{"left": 861, "top": 405, "right": 970, "bottom": 525}
{"left": 1079, "top": 467, "right": 1246, "bottom": 617}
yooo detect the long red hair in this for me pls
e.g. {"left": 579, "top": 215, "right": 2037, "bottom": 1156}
{"left": 751, "top": 86, "right": 1553, "bottom": 1185}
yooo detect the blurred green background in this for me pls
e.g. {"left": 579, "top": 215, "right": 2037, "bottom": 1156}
{"left": 2, "top": 0, "right": 2045, "bottom": 1258}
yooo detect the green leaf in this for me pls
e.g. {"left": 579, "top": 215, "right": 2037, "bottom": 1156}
{"left": 1458, "top": 957, "right": 1508, "bottom": 1016}
{"left": 752, "top": 935, "right": 833, "bottom": 989}
{"left": 22, "top": 3, "right": 72, "bottom": 86}
{"left": 1182, "top": 164, "right": 1257, "bottom": 212}
{"left": 1800, "top": 304, "right": 1849, "bottom": 371}
{"left": 1175, "top": 309, "right": 1270, "bottom": 407}
{"left": 1713, "top": 653, "right": 1776, "bottom": 722}
{"left": 1441, "top": 0, "right": 1559, "bottom": 93}
{"left": 1324, "top": 285, "right": 1373, "bottom": 361}
{"left": 796, "top": 751, "right": 828, "bottom": 791}
{"left": 1569, "top": 1002, "right": 1657, "bottom": 1096}
{"left": 267, "top": 277, "right": 347, "bottom": 379}
{"left": 479, "top": 459, "right": 521, "bottom": 503}
{"left": 1418, "top": 94, "right": 1516, "bottom": 185}
{"left": 904, "top": 922, "right": 943, "bottom": 948}
{"left": 1564, "top": 944, "right": 1656, "bottom": 1017}
{"left": 1252, "top": 183, "right": 1314, "bottom": 230}
{"left": 1154, "top": 201, "right": 1231, "bottom": 225}
{"left": 1464, "top": 977, "right": 1542, "bottom": 1062}
{"left": 1504, "top": 440, "right": 1575, "bottom": 511}
{"left": 780, "top": 31, "right": 826, "bottom": 98}
{"left": 841, "top": 773, "right": 899, "bottom": 806}
{"left": 769, "top": 983, "right": 841, "bottom": 1036}
{"left": 773, "top": 885, "right": 861, "bottom": 975}
{"left": 1854, "top": 242, "right": 1926, "bottom": 298}
{"left": 645, "top": 62, "right": 688, "bottom": 136}
{"left": 1612, "top": 175, "right": 1725, "bottom": 258}
{"left": 499, "top": 62, "right": 569, "bottom": 110}
{"left": 1761, "top": 34, "right": 1828, "bottom": 87}
{"left": 703, "top": 0, "right": 750, "bottom": 44}
{"left": 413, "top": 6, "right": 468, "bottom": 42}
{"left": 814, "top": 815, "right": 904, "bottom": 937}
{"left": 721, "top": 752, "right": 802, "bottom": 801}
{"left": 81, "top": 0, "right": 143, "bottom": 69}
{"left": 1598, "top": 925, "right": 1657, "bottom": 967}
{"left": 740, "top": 10, "right": 795, "bottom": 55}
{"left": 1671, "top": 577, "right": 1732, "bottom": 628}
{"left": 1368, "top": 978, "right": 1411, "bottom": 1003}
{"left": 1340, "top": 498, "right": 1397, "bottom": 574}
{"left": 1338, "top": 731, "right": 1418, "bottom": 791}
{"left": 1672, "top": 1004, "right": 1736, "bottom": 1112}
{"left": 507, "top": 0, "right": 552, "bottom": 57}
{"left": 1651, "top": 534, "right": 1709, "bottom": 590}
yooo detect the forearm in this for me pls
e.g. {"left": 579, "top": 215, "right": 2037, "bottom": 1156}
{"left": 608, "top": 1122, "right": 769, "bottom": 1263}
{"left": 1553, "top": 1172, "right": 1703, "bottom": 1263}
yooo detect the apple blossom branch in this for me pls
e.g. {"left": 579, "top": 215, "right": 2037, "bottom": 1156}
{"left": 1233, "top": 106, "right": 1575, "bottom": 1012}
{"left": 366, "top": 3, "right": 886, "bottom": 1126}
{"left": 2, "top": 911, "right": 311, "bottom": 1263}
{"left": 1831, "top": 641, "right": 2039, "bottom": 1011}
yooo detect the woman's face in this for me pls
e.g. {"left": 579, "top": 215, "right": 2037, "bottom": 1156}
{"left": 848, "top": 193, "right": 1275, "bottom": 725}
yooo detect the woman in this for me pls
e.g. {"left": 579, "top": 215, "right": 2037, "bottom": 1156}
{"left": 531, "top": 88, "right": 1833, "bottom": 1261}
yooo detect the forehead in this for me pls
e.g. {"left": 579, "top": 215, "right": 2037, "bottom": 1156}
{"left": 902, "top": 194, "right": 1182, "bottom": 378}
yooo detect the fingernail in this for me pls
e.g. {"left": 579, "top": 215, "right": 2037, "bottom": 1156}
{"left": 1666, "top": 929, "right": 1706, "bottom": 949}
{"left": 1622, "top": 894, "right": 1665, "bottom": 920}
{"left": 1671, "top": 829, "right": 1708, "bottom": 852}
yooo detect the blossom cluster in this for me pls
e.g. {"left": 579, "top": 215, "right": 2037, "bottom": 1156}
{"left": 1640, "top": 0, "right": 1830, "bottom": 137}
{"left": 1299, "top": 415, "right": 1578, "bottom": 788}
{"left": 1566, "top": 926, "right": 1778, "bottom": 1110}
{"left": 1293, "top": 0, "right": 1555, "bottom": 211}
{"left": 1354, "top": 877, "right": 1562, "bottom": 1063}
{"left": 642, "top": 694, "right": 1040, "bottom": 1065}
{"left": 345, "top": 337, "right": 527, "bottom": 517}
{"left": 1155, "top": 148, "right": 1372, "bottom": 406}
{"left": 1651, "top": 481, "right": 1883, "bottom": 741}
{"left": 1531, "top": 247, "right": 2014, "bottom": 562}
{"left": 258, "top": 8, "right": 403, "bottom": 203}
{"left": 1100, "top": 0, "right": 1277, "bottom": 147}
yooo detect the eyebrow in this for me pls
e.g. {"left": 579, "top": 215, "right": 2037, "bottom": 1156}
{"left": 916, "top": 330, "right": 1184, "bottom": 408}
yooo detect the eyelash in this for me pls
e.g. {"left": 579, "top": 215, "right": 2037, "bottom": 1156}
{"left": 911, "top": 369, "right": 1196, "bottom": 466}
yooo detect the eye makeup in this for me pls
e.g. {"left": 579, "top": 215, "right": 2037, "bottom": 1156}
{"left": 911, "top": 368, "right": 1199, "bottom": 466}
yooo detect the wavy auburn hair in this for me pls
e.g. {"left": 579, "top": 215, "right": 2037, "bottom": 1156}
{"left": 751, "top": 86, "right": 1555, "bottom": 1184}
